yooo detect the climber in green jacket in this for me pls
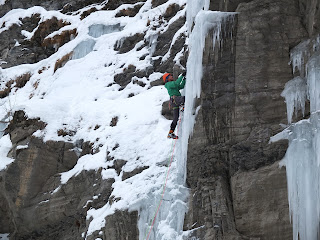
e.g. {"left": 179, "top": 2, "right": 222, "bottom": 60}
{"left": 163, "top": 72, "right": 186, "bottom": 139}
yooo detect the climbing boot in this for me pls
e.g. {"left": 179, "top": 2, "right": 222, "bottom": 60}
{"left": 167, "top": 130, "right": 179, "bottom": 139}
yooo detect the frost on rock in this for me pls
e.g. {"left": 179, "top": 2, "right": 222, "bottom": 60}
{"left": 281, "top": 76, "right": 307, "bottom": 124}
{"left": 72, "top": 39, "right": 96, "bottom": 60}
{"left": 88, "top": 24, "right": 124, "bottom": 38}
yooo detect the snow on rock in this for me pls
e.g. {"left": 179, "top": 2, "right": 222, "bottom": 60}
{"left": 0, "top": 134, "right": 13, "bottom": 171}
{"left": 0, "top": 0, "right": 191, "bottom": 238}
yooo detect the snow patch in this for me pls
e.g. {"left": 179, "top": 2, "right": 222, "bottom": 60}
{"left": 0, "top": 135, "right": 13, "bottom": 171}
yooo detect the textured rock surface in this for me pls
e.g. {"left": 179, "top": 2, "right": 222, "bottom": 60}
{"left": 0, "top": 0, "right": 106, "bottom": 17}
{"left": 0, "top": 111, "right": 115, "bottom": 239}
{"left": 0, "top": 1, "right": 187, "bottom": 239}
{"left": 184, "top": 0, "right": 317, "bottom": 239}
{"left": 231, "top": 161, "right": 291, "bottom": 239}
{"left": 0, "top": 15, "right": 74, "bottom": 69}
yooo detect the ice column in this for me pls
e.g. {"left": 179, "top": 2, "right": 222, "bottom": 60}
{"left": 179, "top": 10, "right": 235, "bottom": 182}
{"left": 138, "top": 9, "right": 235, "bottom": 240}
{"left": 307, "top": 53, "right": 320, "bottom": 112}
{"left": 274, "top": 37, "right": 320, "bottom": 240}
{"left": 186, "top": 0, "right": 210, "bottom": 33}
{"left": 278, "top": 114, "right": 320, "bottom": 240}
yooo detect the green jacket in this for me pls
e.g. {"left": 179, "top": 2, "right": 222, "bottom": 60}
{"left": 165, "top": 75, "right": 186, "bottom": 97}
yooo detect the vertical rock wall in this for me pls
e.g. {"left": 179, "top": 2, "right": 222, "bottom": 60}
{"left": 184, "top": 0, "right": 319, "bottom": 239}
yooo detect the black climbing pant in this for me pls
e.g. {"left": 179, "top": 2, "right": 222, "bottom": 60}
{"left": 170, "top": 96, "right": 185, "bottom": 131}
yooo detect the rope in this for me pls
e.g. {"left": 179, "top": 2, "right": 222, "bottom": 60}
{"left": 144, "top": 113, "right": 183, "bottom": 240}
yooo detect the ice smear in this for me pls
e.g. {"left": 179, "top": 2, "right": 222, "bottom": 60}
{"left": 281, "top": 76, "right": 307, "bottom": 124}
{"left": 88, "top": 24, "right": 124, "bottom": 38}
{"left": 72, "top": 39, "right": 96, "bottom": 60}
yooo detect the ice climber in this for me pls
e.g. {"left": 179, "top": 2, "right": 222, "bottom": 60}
{"left": 163, "top": 72, "right": 186, "bottom": 139}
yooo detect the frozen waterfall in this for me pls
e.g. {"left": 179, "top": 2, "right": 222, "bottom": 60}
{"left": 72, "top": 39, "right": 96, "bottom": 60}
{"left": 272, "top": 36, "right": 320, "bottom": 240}
{"left": 137, "top": 6, "right": 235, "bottom": 240}
{"left": 181, "top": 10, "right": 236, "bottom": 183}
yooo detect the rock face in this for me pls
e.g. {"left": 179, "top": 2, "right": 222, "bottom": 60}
{"left": 231, "top": 162, "right": 291, "bottom": 239}
{"left": 0, "top": 111, "right": 120, "bottom": 239}
{"left": 184, "top": 0, "right": 319, "bottom": 239}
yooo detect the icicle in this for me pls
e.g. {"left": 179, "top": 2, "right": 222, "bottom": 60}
{"left": 289, "top": 40, "right": 310, "bottom": 75}
{"left": 306, "top": 53, "right": 320, "bottom": 113}
{"left": 280, "top": 113, "right": 320, "bottom": 240}
{"left": 186, "top": 0, "right": 210, "bottom": 34}
{"left": 313, "top": 34, "right": 320, "bottom": 52}
{"left": 277, "top": 38, "right": 320, "bottom": 240}
{"left": 281, "top": 76, "right": 307, "bottom": 124}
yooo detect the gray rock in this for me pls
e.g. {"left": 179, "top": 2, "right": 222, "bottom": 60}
{"left": 298, "top": 0, "right": 320, "bottom": 37}
{"left": 231, "top": 161, "right": 292, "bottom": 239}
{"left": 0, "top": 0, "right": 107, "bottom": 17}
{"left": 122, "top": 166, "right": 149, "bottom": 181}
{"left": 0, "top": 15, "right": 68, "bottom": 69}
{"left": 161, "top": 100, "right": 173, "bottom": 120}
{"left": 185, "top": 0, "right": 317, "bottom": 239}
{"left": 113, "top": 159, "right": 127, "bottom": 175}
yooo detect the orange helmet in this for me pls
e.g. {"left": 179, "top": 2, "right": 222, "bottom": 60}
{"left": 162, "top": 73, "right": 172, "bottom": 83}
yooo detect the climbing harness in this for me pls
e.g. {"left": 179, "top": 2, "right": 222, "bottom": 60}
{"left": 144, "top": 114, "right": 183, "bottom": 240}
